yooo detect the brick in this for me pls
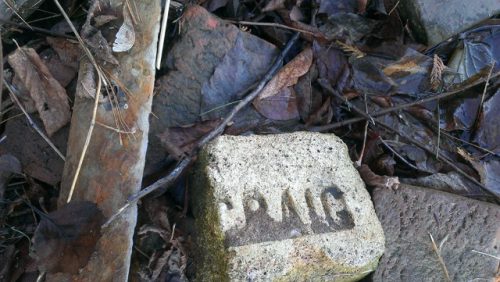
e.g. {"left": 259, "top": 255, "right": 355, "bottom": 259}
{"left": 373, "top": 185, "right": 500, "bottom": 281}
{"left": 191, "top": 132, "right": 385, "bottom": 281}
{"left": 398, "top": 0, "right": 500, "bottom": 45}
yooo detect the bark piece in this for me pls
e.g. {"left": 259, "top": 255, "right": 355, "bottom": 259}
{"left": 53, "top": 0, "right": 161, "bottom": 280}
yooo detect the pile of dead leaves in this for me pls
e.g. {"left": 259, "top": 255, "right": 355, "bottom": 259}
{"left": 0, "top": 0, "right": 499, "bottom": 281}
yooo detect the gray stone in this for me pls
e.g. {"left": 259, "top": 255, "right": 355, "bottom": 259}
{"left": 398, "top": 0, "right": 500, "bottom": 45}
{"left": 191, "top": 132, "right": 385, "bottom": 281}
{"left": 373, "top": 185, "right": 500, "bottom": 281}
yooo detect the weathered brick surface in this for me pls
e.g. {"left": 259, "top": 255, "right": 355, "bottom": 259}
{"left": 373, "top": 185, "right": 500, "bottom": 281}
{"left": 398, "top": 0, "right": 500, "bottom": 45}
{"left": 191, "top": 132, "right": 385, "bottom": 281}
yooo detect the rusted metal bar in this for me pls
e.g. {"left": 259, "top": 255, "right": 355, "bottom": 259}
{"left": 54, "top": 0, "right": 160, "bottom": 280}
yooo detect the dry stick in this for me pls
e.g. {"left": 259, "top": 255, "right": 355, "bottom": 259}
{"left": 0, "top": 32, "right": 3, "bottom": 123}
{"left": 0, "top": 19, "right": 76, "bottom": 39}
{"left": 156, "top": 0, "right": 171, "bottom": 70}
{"left": 310, "top": 72, "right": 500, "bottom": 132}
{"left": 3, "top": 80, "right": 66, "bottom": 160}
{"left": 376, "top": 118, "right": 497, "bottom": 198}
{"left": 103, "top": 33, "right": 301, "bottom": 227}
{"left": 319, "top": 78, "right": 498, "bottom": 198}
{"left": 51, "top": 0, "right": 106, "bottom": 203}
{"left": 225, "top": 20, "right": 315, "bottom": 35}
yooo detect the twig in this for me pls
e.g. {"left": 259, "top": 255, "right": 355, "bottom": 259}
{"left": 103, "top": 33, "right": 301, "bottom": 227}
{"left": 310, "top": 72, "right": 500, "bottom": 132}
{"left": 0, "top": 19, "right": 75, "bottom": 39}
{"left": 156, "top": 0, "right": 171, "bottom": 70}
{"left": 0, "top": 32, "right": 3, "bottom": 124}
{"left": 225, "top": 20, "right": 315, "bottom": 35}
{"left": 379, "top": 138, "right": 420, "bottom": 171}
{"left": 388, "top": 0, "right": 400, "bottom": 15}
{"left": 317, "top": 78, "right": 499, "bottom": 199}
{"left": 3, "top": 80, "right": 65, "bottom": 161}
{"left": 429, "top": 233, "right": 451, "bottom": 282}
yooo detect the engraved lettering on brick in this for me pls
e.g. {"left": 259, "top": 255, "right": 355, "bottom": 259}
{"left": 220, "top": 186, "right": 355, "bottom": 246}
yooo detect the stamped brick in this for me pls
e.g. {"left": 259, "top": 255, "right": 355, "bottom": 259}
{"left": 191, "top": 132, "right": 385, "bottom": 281}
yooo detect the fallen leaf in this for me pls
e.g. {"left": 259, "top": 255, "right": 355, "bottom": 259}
{"left": 113, "top": 7, "right": 135, "bottom": 52}
{"left": 157, "top": 120, "right": 220, "bottom": 159}
{"left": 8, "top": 48, "right": 71, "bottom": 136}
{"left": 253, "top": 87, "right": 300, "bottom": 120}
{"left": 46, "top": 37, "right": 81, "bottom": 70}
{"left": 0, "top": 154, "right": 21, "bottom": 199}
{"left": 32, "top": 201, "right": 104, "bottom": 274}
{"left": 317, "top": 0, "right": 358, "bottom": 15}
{"left": 262, "top": 0, "right": 286, "bottom": 12}
{"left": 0, "top": 115, "right": 68, "bottom": 185}
{"left": 473, "top": 89, "right": 500, "bottom": 154}
{"left": 256, "top": 47, "right": 313, "bottom": 101}
{"left": 357, "top": 164, "right": 400, "bottom": 189}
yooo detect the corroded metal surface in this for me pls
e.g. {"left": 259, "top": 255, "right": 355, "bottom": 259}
{"left": 55, "top": 0, "right": 160, "bottom": 280}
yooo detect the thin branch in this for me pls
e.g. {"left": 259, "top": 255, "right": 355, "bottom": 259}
{"left": 310, "top": 72, "right": 500, "bottom": 132}
{"left": 225, "top": 20, "right": 315, "bottom": 35}
{"left": 3, "top": 80, "right": 65, "bottom": 161}
{"left": 316, "top": 78, "right": 499, "bottom": 199}
{"left": 0, "top": 32, "right": 3, "bottom": 124}
{"left": 0, "top": 19, "right": 75, "bottom": 39}
{"left": 103, "top": 33, "right": 301, "bottom": 227}
{"left": 379, "top": 138, "right": 420, "bottom": 171}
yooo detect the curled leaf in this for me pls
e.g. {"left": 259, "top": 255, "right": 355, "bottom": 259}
{"left": 257, "top": 47, "right": 313, "bottom": 101}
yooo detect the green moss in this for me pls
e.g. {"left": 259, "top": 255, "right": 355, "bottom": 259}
{"left": 277, "top": 252, "right": 380, "bottom": 282}
{"left": 191, "top": 149, "right": 230, "bottom": 282}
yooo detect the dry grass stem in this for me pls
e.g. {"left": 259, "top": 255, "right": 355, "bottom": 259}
{"left": 429, "top": 233, "right": 451, "bottom": 282}
{"left": 471, "top": 250, "right": 500, "bottom": 260}
{"left": 3, "top": 80, "right": 66, "bottom": 161}
{"left": 66, "top": 71, "right": 102, "bottom": 203}
{"left": 156, "top": 0, "right": 171, "bottom": 69}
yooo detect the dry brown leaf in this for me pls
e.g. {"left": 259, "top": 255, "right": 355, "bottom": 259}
{"left": 358, "top": 164, "right": 400, "bottom": 190}
{"left": 257, "top": 47, "right": 313, "bottom": 100}
{"left": 33, "top": 201, "right": 104, "bottom": 274}
{"left": 8, "top": 48, "right": 71, "bottom": 136}
{"left": 262, "top": 0, "right": 286, "bottom": 12}
{"left": 430, "top": 54, "right": 445, "bottom": 91}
